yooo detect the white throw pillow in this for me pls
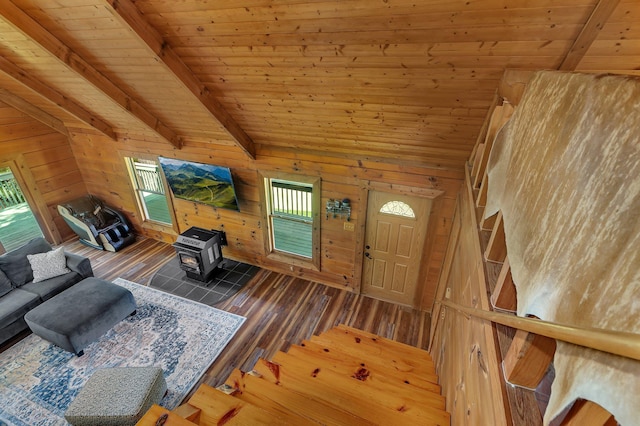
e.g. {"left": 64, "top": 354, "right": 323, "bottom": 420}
{"left": 27, "top": 247, "right": 71, "bottom": 283}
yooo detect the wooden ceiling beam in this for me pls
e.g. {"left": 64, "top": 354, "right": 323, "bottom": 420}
{"left": 0, "top": 0, "right": 182, "bottom": 149}
{"left": 0, "top": 56, "right": 115, "bottom": 140}
{"left": 0, "top": 88, "right": 69, "bottom": 137}
{"left": 559, "top": 0, "right": 621, "bottom": 71}
{"left": 103, "top": 0, "right": 256, "bottom": 160}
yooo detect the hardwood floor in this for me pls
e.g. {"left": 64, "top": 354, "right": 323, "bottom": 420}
{"left": 7, "top": 236, "right": 432, "bottom": 402}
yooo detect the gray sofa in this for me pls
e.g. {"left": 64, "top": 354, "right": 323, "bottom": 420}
{"left": 0, "top": 238, "right": 93, "bottom": 346}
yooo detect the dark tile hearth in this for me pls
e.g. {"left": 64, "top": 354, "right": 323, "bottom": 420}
{"left": 150, "top": 257, "right": 260, "bottom": 306}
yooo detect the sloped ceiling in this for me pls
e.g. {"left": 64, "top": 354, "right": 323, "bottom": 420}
{"left": 0, "top": 0, "right": 638, "bottom": 170}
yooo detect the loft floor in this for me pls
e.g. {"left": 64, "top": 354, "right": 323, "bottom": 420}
{"left": 2, "top": 236, "right": 432, "bottom": 403}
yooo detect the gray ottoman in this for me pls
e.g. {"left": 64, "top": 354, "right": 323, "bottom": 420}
{"left": 64, "top": 367, "right": 167, "bottom": 426}
{"left": 24, "top": 277, "right": 136, "bottom": 355}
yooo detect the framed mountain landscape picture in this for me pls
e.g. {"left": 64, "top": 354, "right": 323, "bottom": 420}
{"left": 158, "top": 157, "right": 240, "bottom": 211}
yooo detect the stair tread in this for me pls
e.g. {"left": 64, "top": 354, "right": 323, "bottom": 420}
{"left": 226, "top": 368, "right": 376, "bottom": 426}
{"left": 301, "top": 337, "right": 438, "bottom": 378}
{"left": 137, "top": 405, "right": 196, "bottom": 425}
{"left": 300, "top": 337, "right": 437, "bottom": 378}
{"left": 188, "top": 382, "right": 315, "bottom": 425}
{"left": 172, "top": 403, "right": 201, "bottom": 422}
{"left": 272, "top": 351, "right": 445, "bottom": 409}
{"left": 310, "top": 330, "right": 435, "bottom": 377}
{"left": 289, "top": 341, "right": 441, "bottom": 392}
{"left": 335, "top": 325, "right": 436, "bottom": 363}
{"left": 254, "top": 357, "right": 450, "bottom": 425}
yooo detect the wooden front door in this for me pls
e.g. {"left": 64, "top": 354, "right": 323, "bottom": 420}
{"left": 362, "top": 191, "right": 431, "bottom": 306}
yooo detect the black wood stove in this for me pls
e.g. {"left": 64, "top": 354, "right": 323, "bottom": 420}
{"left": 172, "top": 227, "right": 227, "bottom": 282}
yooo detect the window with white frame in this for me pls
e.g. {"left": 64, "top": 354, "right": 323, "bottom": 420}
{"left": 124, "top": 157, "right": 173, "bottom": 225}
{"left": 262, "top": 174, "right": 320, "bottom": 267}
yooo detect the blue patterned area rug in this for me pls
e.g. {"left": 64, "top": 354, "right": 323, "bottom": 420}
{"left": 0, "top": 278, "right": 245, "bottom": 426}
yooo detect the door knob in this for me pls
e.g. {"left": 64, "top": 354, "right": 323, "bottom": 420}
{"left": 365, "top": 245, "right": 370, "bottom": 249}
{"left": 365, "top": 252, "right": 372, "bottom": 259}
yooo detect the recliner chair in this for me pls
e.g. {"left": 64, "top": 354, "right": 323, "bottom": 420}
{"left": 57, "top": 195, "right": 135, "bottom": 252}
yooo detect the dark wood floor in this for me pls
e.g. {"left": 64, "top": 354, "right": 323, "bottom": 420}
{"left": 4, "top": 236, "right": 432, "bottom": 401}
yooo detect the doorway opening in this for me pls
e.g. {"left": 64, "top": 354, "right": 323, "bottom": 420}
{"left": 0, "top": 167, "right": 44, "bottom": 253}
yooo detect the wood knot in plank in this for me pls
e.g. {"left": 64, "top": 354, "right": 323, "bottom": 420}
{"left": 218, "top": 407, "right": 240, "bottom": 425}
{"left": 352, "top": 367, "right": 370, "bottom": 381}
{"left": 263, "top": 360, "right": 280, "bottom": 382}
{"left": 311, "top": 368, "right": 320, "bottom": 377}
{"left": 477, "top": 349, "right": 488, "bottom": 374}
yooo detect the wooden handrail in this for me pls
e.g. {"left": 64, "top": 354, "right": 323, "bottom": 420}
{"left": 439, "top": 299, "right": 640, "bottom": 361}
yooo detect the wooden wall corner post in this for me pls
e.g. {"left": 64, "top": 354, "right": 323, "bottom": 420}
{"left": 502, "top": 328, "right": 556, "bottom": 389}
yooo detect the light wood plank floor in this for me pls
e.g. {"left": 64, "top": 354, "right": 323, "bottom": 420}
{"left": 3, "top": 236, "right": 432, "bottom": 402}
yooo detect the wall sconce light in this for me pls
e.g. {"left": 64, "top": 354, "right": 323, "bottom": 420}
{"left": 326, "top": 198, "right": 351, "bottom": 221}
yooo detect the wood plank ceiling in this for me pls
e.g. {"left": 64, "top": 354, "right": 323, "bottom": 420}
{"left": 0, "top": 0, "right": 638, "bottom": 171}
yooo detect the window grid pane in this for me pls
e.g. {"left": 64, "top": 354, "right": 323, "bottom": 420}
{"left": 142, "top": 191, "right": 172, "bottom": 224}
{"left": 126, "top": 157, "right": 173, "bottom": 225}
{"left": 272, "top": 217, "right": 313, "bottom": 258}
{"left": 271, "top": 181, "right": 312, "bottom": 219}
{"left": 132, "top": 159, "right": 165, "bottom": 195}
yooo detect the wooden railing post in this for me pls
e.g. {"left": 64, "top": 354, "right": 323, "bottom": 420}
{"left": 484, "top": 211, "right": 507, "bottom": 263}
{"left": 562, "top": 399, "right": 617, "bottom": 426}
{"left": 502, "top": 328, "right": 556, "bottom": 389}
{"left": 491, "top": 257, "right": 517, "bottom": 312}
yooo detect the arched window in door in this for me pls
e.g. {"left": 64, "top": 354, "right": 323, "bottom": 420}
{"left": 379, "top": 200, "right": 415, "bottom": 218}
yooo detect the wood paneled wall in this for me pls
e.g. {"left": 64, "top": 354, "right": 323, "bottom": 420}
{"left": 0, "top": 102, "right": 85, "bottom": 243}
{"left": 67, "top": 129, "right": 462, "bottom": 309}
{"left": 429, "top": 174, "right": 511, "bottom": 425}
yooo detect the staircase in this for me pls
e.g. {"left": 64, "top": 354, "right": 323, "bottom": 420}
{"left": 138, "top": 324, "right": 450, "bottom": 425}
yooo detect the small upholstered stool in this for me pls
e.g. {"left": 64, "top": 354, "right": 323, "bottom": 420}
{"left": 24, "top": 277, "right": 136, "bottom": 355}
{"left": 64, "top": 367, "right": 167, "bottom": 426}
